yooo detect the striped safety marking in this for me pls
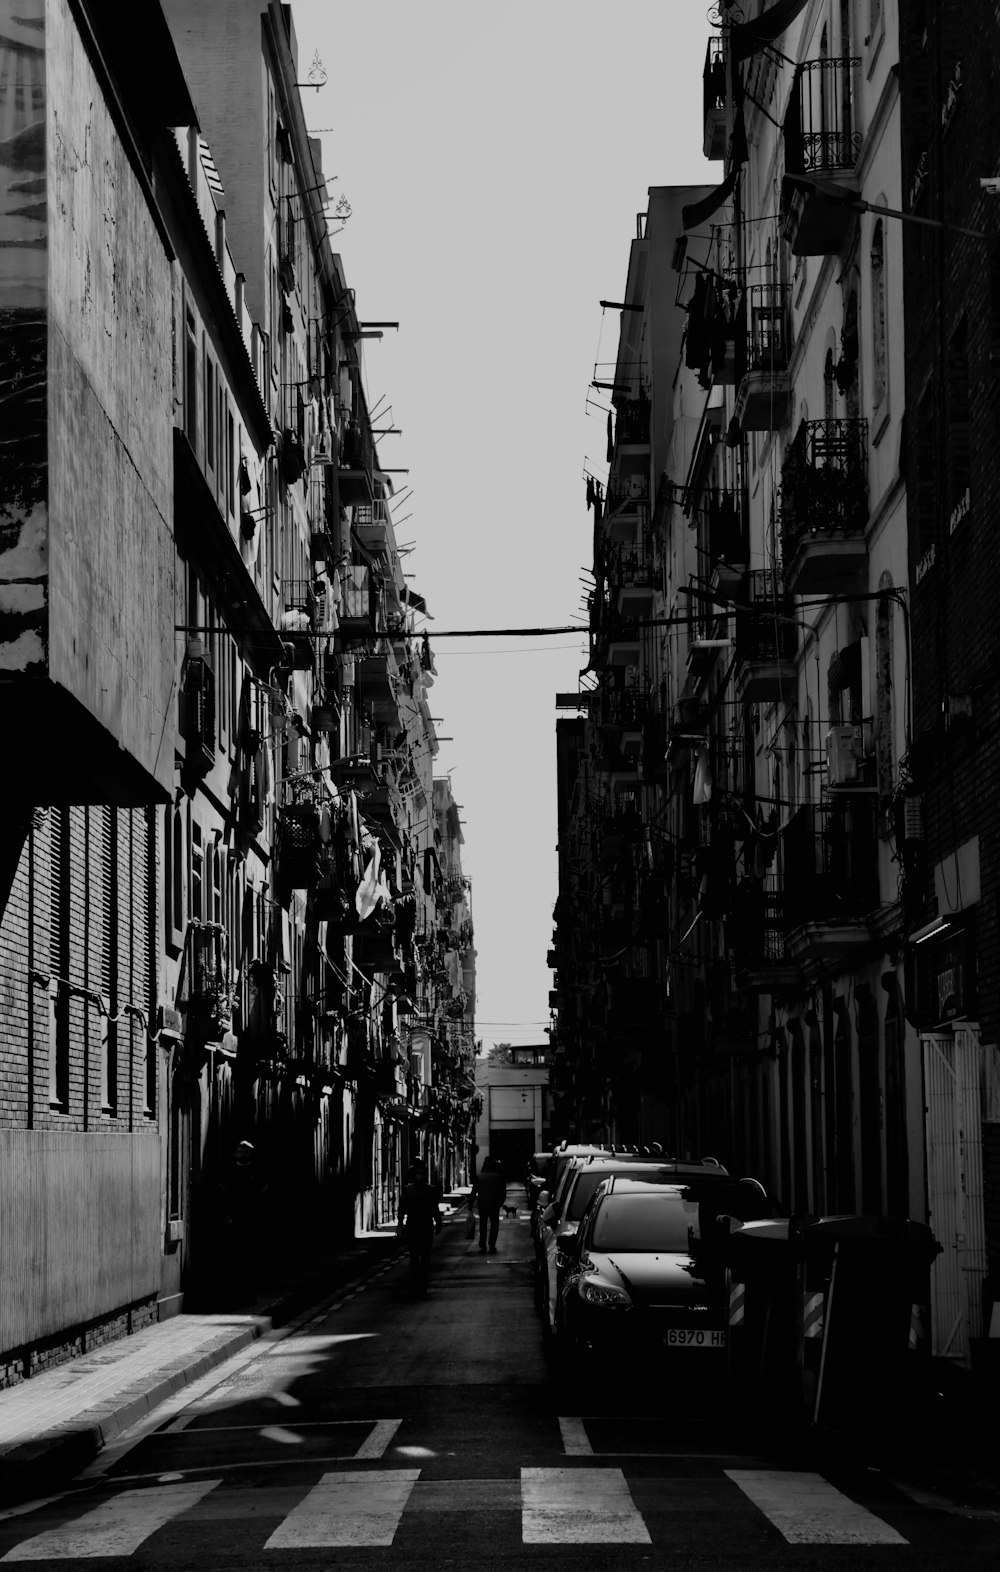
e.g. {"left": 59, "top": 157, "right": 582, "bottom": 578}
{"left": 521, "top": 1467, "right": 651, "bottom": 1545}
{"left": 728, "top": 1281, "right": 746, "bottom": 1327}
{"left": 725, "top": 1470, "right": 907, "bottom": 1545}
{"left": 0, "top": 1481, "right": 223, "bottom": 1561}
{"left": 908, "top": 1303, "right": 927, "bottom": 1351}
{"left": 802, "top": 1290, "right": 825, "bottom": 1338}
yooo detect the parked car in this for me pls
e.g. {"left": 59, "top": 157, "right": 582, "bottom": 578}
{"left": 525, "top": 1151, "right": 554, "bottom": 1214}
{"left": 537, "top": 1157, "right": 713, "bottom": 1342}
{"left": 530, "top": 1143, "right": 612, "bottom": 1247}
{"left": 557, "top": 1173, "right": 773, "bottom": 1379}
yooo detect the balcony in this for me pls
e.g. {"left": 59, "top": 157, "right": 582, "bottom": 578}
{"left": 729, "top": 887, "right": 802, "bottom": 993}
{"left": 614, "top": 394, "right": 651, "bottom": 452}
{"left": 338, "top": 564, "right": 376, "bottom": 638}
{"left": 704, "top": 486, "right": 749, "bottom": 578}
{"left": 733, "top": 569, "right": 797, "bottom": 705}
{"left": 604, "top": 477, "right": 649, "bottom": 542}
{"left": 353, "top": 499, "right": 392, "bottom": 556}
{"left": 781, "top": 798, "right": 879, "bottom": 964}
{"left": 614, "top": 540, "right": 658, "bottom": 615}
{"left": 339, "top": 417, "right": 374, "bottom": 503}
{"left": 181, "top": 649, "right": 216, "bottom": 775}
{"left": 279, "top": 594, "right": 315, "bottom": 671}
{"left": 734, "top": 285, "right": 791, "bottom": 432}
{"left": 781, "top": 57, "right": 862, "bottom": 255}
{"left": 703, "top": 36, "right": 727, "bottom": 161}
{"left": 780, "top": 419, "right": 868, "bottom": 593}
{"left": 356, "top": 642, "right": 402, "bottom": 724}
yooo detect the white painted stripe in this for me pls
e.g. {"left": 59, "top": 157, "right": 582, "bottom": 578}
{"left": 354, "top": 1419, "right": 402, "bottom": 1459}
{"left": 1, "top": 1480, "right": 222, "bottom": 1561}
{"left": 521, "top": 1467, "right": 651, "bottom": 1544}
{"left": 263, "top": 1468, "right": 420, "bottom": 1548}
{"left": 558, "top": 1417, "right": 593, "bottom": 1456}
{"left": 725, "top": 1470, "right": 907, "bottom": 1545}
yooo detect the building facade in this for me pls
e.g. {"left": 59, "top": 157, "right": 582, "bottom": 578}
{"left": 552, "top": 0, "right": 992, "bottom": 1364}
{"left": 0, "top": 0, "right": 472, "bottom": 1383}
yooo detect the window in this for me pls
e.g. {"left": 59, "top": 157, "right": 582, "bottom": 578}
{"left": 49, "top": 808, "right": 71, "bottom": 1110}
{"left": 184, "top": 307, "right": 198, "bottom": 450}
{"left": 870, "top": 220, "right": 887, "bottom": 410}
{"left": 191, "top": 819, "right": 203, "bottom": 923}
{"left": 226, "top": 406, "right": 235, "bottom": 518}
{"left": 915, "top": 386, "right": 937, "bottom": 556}
{"left": 948, "top": 317, "right": 970, "bottom": 510}
{"left": 205, "top": 353, "right": 215, "bottom": 475}
{"left": 167, "top": 1057, "right": 186, "bottom": 1232}
{"left": 101, "top": 806, "right": 118, "bottom": 1115}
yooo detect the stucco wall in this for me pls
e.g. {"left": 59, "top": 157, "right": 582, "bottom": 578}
{"left": 0, "top": 0, "right": 48, "bottom": 674}
{"left": 44, "top": 0, "right": 175, "bottom": 794}
{"left": 0, "top": 1127, "right": 161, "bottom": 1351}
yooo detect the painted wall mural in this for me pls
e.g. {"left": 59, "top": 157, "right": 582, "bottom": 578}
{"left": 0, "top": 0, "right": 47, "bottom": 674}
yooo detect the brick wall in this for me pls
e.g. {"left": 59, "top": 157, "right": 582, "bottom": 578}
{"left": 900, "top": 3, "right": 1000, "bottom": 1048}
{"left": 0, "top": 807, "right": 158, "bottom": 1134}
{"left": 0, "top": 1296, "right": 158, "bottom": 1390}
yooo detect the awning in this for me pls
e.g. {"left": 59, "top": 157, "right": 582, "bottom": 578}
{"left": 681, "top": 110, "right": 747, "bottom": 230}
{"left": 730, "top": 0, "right": 810, "bottom": 60}
{"left": 682, "top": 165, "right": 739, "bottom": 231}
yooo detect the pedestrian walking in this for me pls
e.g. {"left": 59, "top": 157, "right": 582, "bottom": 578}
{"left": 397, "top": 1158, "right": 442, "bottom": 1294}
{"left": 472, "top": 1155, "right": 507, "bottom": 1254}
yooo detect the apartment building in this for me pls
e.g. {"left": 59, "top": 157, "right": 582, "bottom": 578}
{"left": 552, "top": 0, "right": 985, "bottom": 1353}
{"left": 0, "top": 0, "right": 472, "bottom": 1382}
{"left": 896, "top": 0, "right": 1000, "bottom": 1362}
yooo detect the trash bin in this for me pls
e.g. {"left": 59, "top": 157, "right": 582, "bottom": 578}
{"left": 805, "top": 1215, "right": 940, "bottom": 1439}
{"left": 726, "top": 1217, "right": 805, "bottom": 1425}
{"left": 725, "top": 1214, "right": 940, "bottom": 1442}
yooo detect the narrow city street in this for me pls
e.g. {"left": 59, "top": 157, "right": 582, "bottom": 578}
{"left": 0, "top": 1212, "right": 995, "bottom": 1571}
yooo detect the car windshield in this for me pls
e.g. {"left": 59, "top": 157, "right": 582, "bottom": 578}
{"left": 567, "top": 1166, "right": 671, "bottom": 1221}
{"left": 591, "top": 1194, "right": 700, "bottom": 1252}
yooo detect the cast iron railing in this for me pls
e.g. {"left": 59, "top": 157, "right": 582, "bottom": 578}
{"left": 782, "top": 798, "right": 878, "bottom": 926}
{"left": 780, "top": 418, "right": 868, "bottom": 557}
{"left": 784, "top": 57, "right": 862, "bottom": 175}
{"left": 733, "top": 569, "right": 797, "bottom": 665}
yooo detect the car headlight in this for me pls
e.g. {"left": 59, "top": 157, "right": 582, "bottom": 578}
{"left": 578, "top": 1277, "right": 632, "bottom": 1310}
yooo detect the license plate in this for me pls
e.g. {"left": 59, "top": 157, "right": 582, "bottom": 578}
{"left": 665, "top": 1329, "right": 726, "bottom": 1348}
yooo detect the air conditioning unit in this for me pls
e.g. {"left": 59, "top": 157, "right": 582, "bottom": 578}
{"left": 826, "top": 723, "right": 874, "bottom": 786}
{"left": 825, "top": 724, "right": 859, "bottom": 786}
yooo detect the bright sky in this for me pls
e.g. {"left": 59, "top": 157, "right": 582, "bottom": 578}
{"left": 293, "top": 0, "right": 717, "bottom": 1047}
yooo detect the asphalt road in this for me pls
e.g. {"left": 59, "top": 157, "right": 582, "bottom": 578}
{"left": 0, "top": 1209, "right": 996, "bottom": 1569}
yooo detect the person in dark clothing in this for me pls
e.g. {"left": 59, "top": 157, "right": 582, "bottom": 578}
{"left": 472, "top": 1156, "right": 507, "bottom": 1254}
{"left": 398, "top": 1159, "right": 442, "bottom": 1292}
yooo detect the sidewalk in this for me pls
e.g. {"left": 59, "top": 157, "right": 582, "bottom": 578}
{"left": 0, "top": 1212, "right": 425, "bottom": 1507}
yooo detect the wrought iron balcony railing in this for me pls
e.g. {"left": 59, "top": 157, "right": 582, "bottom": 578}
{"left": 784, "top": 57, "right": 862, "bottom": 176}
{"left": 702, "top": 486, "right": 749, "bottom": 568}
{"left": 744, "top": 283, "right": 789, "bottom": 373}
{"left": 615, "top": 395, "right": 651, "bottom": 447}
{"left": 780, "top": 418, "right": 868, "bottom": 558}
{"left": 733, "top": 569, "right": 797, "bottom": 666}
{"left": 782, "top": 798, "right": 879, "bottom": 927}
{"left": 614, "top": 540, "right": 658, "bottom": 590}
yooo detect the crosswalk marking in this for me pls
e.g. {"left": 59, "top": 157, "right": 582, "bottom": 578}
{"left": 725, "top": 1470, "right": 908, "bottom": 1546}
{"left": 558, "top": 1417, "right": 593, "bottom": 1456}
{"left": 0, "top": 1480, "right": 222, "bottom": 1561}
{"left": 0, "top": 1465, "right": 914, "bottom": 1555}
{"left": 521, "top": 1467, "right": 651, "bottom": 1544}
{"left": 263, "top": 1468, "right": 420, "bottom": 1548}
{"left": 354, "top": 1419, "right": 402, "bottom": 1458}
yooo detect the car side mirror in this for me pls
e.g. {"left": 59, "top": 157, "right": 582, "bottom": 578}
{"left": 536, "top": 1189, "right": 551, "bottom": 1210}
{"left": 541, "top": 1201, "right": 560, "bottom": 1227}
